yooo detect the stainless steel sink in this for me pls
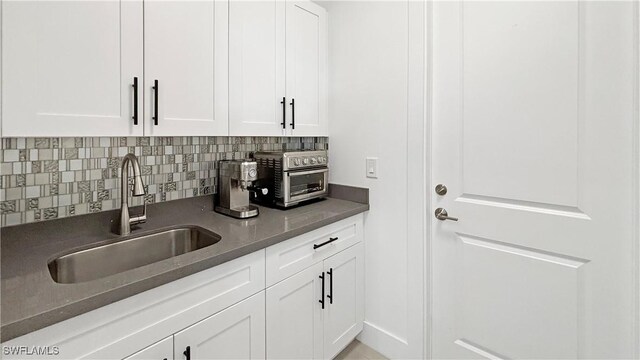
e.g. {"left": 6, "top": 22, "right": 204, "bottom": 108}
{"left": 48, "top": 226, "right": 222, "bottom": 284}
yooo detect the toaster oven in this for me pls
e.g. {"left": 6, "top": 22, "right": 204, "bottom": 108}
{"left": 253, "top": 150, "right": 328, "bottom": 207}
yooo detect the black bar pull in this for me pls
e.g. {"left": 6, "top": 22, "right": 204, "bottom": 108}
{"left": 132, "top": 77, "right": 139, "bottom": 125}
{"left": 327, "top": 268, "right": 333, "bottom": 304}
{"left": 319, "top": 272, "right": 325, "bottom": 309}
{"left": 280, "top": 97, "right": 286, "bottom": 129}
{"left": 152, "top": 80, "right": 159, "bottom": 126}
{"left": 183, "top": 346, "right": 190, "bottom": 360}
{"left": 313, "top": 236, "right": 338, "bottom": 250}
{"left": 289, "top": 98, "right": 295, "bottom": 129}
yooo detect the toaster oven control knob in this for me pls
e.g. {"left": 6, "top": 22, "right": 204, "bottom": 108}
{"left": 293, "top": 158, "right": 301, "bottom": 166}
{"left": 249, "top": 168, "right": 257, "bottom": 178}
{"left": 310, "top": 157, "right": 317, "bottom": 164}
{"left": 303, "top": 158, "right": 309, "bottom": 165}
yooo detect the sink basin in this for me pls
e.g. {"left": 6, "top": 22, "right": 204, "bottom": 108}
{"left": 48, "top": 226, "right": 222, "bottom": 284}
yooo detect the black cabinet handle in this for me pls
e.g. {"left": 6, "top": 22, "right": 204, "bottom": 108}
{"left": 327, "top": 268, "right": 333, "bottom": 304}
{"left": 152, "top": 80, "right": 159, "bottom": 126}
{"left": 313, "top": 236, "right": 338, "bottom": 250}
{"left": 132, "top": 77, "right": 139, "bottom": 125}
{"left": 183, "top": 346, "right": 190, "bottom": 360}
{"left": 280, "top": 97, "right": 286, "bottom": 129}
{"left": 319, "top": 272, "right": 325, "bottom": 309}
{"left": 289, "top": 98, "right": 295, "bottom": 129}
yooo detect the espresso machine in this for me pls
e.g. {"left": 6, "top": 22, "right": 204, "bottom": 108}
{"left": 215, "top": 160, "right": 268, "bottom": 219}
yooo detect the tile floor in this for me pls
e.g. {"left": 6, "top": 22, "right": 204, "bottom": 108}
{"left": 335, "top": 340, "right": 387, "bottom": 360}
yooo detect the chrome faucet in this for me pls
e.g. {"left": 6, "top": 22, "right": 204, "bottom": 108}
{"left": 119, "top": 153, "right": 147, "bottom": 235}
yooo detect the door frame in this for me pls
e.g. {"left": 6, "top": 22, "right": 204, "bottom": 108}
{"left": 415, "top": 1, "right": 640, "bottom": 358}
{"left": 633, "top": 2, "right": 640, "bottom": 358}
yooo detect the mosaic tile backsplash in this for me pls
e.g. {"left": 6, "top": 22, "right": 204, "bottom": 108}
{"left": 0, "top": 136, "right": 328, "bottom": 227}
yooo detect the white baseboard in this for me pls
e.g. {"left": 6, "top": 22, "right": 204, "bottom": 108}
{"left": 357, "top": 321, "right": 413, "bottom": 359}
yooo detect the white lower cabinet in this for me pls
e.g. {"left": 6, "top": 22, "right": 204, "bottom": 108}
{"left": 123, "top": 292, "right": 265, "bottom": 360}
{"left": 3, "top": 215, "right": 364, "bottom": 360}
{"left": 266, "top": 263, "right": 324, "bottom": 360}
{"left": 323, "top": 243, "right": 365, "bottom": 358}
{"left": 124, "top": 336, "right": 173, "bottom": 360}
{"left": 267, "top": 243, "right": 364, "bottom": 360}
{"left": 174, "top": 291, "right": 265, "bottom": 360}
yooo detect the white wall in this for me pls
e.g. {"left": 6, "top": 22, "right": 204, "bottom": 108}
{"left": 322, "top": 1, "right": 426, "bottom": 358}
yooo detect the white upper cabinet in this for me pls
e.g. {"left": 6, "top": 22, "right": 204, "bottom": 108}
{"left": 229, "top": 0, "right": 328, "bottom": 137}
{"left": 1, "top": 0, "right": 325, "bottom": 137}
{"left": 229, "top": 1, "right": 286, "bottom": 136}
{"left": 1, "top": 1, "right": 144, "bottom": 137}
{"left": 285, "top": 1, "right": 328, "bottom": 136}
{"left": 144, "top": 0, "right": 228, "bottom": 136}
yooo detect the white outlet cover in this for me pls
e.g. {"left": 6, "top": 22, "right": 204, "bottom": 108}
{"left": 366, "top": 157, "right": 378, "bottom": 178}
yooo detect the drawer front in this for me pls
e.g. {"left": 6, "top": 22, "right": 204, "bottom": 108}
{"left": 266, "top": 213, "right": 363, "bottom": 287}
{"left": 3, "top": 250, "right": 265, "bottom": 360}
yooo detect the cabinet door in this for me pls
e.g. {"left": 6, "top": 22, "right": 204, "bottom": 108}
{"left": 229, "top": 1, "right": 286, "bottom": 136}
{"left": 173, "top": 291, "right": 265, "bottom": 360}
{"left": 1, "top": 1, "right": 143, "bottom": 137}
{"left": 285, "top": 1, "right": 328, "bottom": 136}
{"left": 144, "top": 0, "right": 228, "bottom": 136}
{"left": 323, "top": 244, "right": 364, "bottom": 359}
{"left": 266, "top": 262, "right": 324, "bottom": 359}
{"left": 123, "top": 336, "right": 173, "bottom": 360}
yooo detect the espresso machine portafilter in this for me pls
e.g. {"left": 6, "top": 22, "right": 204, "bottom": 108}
{"left": 214, "top": 160, "right": 268, "bottom": 219}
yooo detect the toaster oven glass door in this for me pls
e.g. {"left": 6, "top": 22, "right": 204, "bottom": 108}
{"left": 285, "top": 168, "right": 329, "bottom": 204}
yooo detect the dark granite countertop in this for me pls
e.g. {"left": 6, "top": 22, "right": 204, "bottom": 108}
{"left": 1, "top": 188, "right": 368, "bottom": 342}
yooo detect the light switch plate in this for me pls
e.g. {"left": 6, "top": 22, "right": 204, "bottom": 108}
{"left": 366, "top": 157, "right": 378, "bottom": 178}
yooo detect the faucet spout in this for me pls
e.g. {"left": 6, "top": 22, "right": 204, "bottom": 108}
{"left": 119, "top": 153, "right": 147, "bottom": 235}
{"left": 132, "top": 175, "right": 146, "bottom": 196}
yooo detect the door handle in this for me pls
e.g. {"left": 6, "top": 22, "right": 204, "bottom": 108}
{"left": 289, "top": 98, "right": 295, "bottom": 129}
{"left": 327, "top": 268, "right": 333, "bottom": 304}
{"left": 183, "top": 346, "right": 190, "bottom": 360}
{"left": 319, "top": 272, "right": 325, "bottom": 309}
{"left": 280, "top": 97, "right": 286, "bottom": 129}
{"left": 132, "top": 77, "right": 139, "bottom": 125}
{"left": 152, "top": 80, "right": 159, "bottom": 126}
{"left": 313, "top": 236, "right": 338, "bottom": 250}
{"left": 435, "top": 208, "right": 458, "bottom": 221}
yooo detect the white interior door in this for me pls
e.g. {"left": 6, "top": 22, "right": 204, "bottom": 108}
{"left": 2, "top": 0, "right": 143, "bottom": 137}
{"left": 432, "top": 1, "right": 637, "bottom": 359}
{"left": 285, "top": 0, "right": 328, "bottom": 136}
{"left": 173, "top": 291, "right": 265, "bottom": 360}
{"left": 266, "top": 262, "right": 324, "bottom": 360}
{"left": 323, "top": 244, "right": 364, "bottom": 359}
{"left": 144, "top": 0, "right": 228, "bottom": 136}
{"left": 229, "top": 1, "right": 286, "bottom": 136}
